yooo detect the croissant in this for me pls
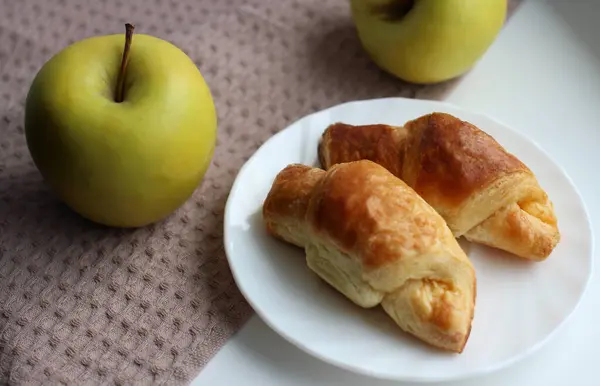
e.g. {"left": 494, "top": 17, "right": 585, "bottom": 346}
{"left": 318, "top": 113, "right": 560, "bottom": 261}
{"left": 263, "top": 160, "right": 476, "bottom": 353}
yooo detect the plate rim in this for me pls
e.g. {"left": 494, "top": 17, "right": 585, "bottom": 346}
{"left": 223, "top": 96, "right": 595, "bottom": 383}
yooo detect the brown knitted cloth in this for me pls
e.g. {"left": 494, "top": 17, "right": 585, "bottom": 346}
{"left": 0, "top": 0, "right": 520, "bottom": 384}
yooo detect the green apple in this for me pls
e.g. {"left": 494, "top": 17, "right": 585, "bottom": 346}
{"left": 350, "top": 0, "right": 507, "bottom": 84}
{"left": 25, "top": 24, "right": 217, "bottom": 227}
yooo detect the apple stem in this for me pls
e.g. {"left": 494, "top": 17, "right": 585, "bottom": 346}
{"left": 115, "top": 23, "right": 135, "bottom": 103}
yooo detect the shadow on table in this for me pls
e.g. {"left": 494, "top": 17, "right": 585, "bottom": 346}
{"left": 546, "top": 2, "right": 600, "bottom": 65}
{"left": 0, "top": 169, "right": 117, "bottom": 244}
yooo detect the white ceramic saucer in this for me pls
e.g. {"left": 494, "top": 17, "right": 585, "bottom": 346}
{"left": 223, "top": 97, "right": 593, "bottom": 382}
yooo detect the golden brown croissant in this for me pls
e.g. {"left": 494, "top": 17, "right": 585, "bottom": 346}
{"left": 318, "top": 113, "right": 560, "bottom": 261}
{"left": 263, "top": 160, "right": 476, "bottom": 353}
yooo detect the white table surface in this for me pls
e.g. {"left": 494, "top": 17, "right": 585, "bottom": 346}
{"left": 194, "top": 1, "right": 600, "bottom": 385}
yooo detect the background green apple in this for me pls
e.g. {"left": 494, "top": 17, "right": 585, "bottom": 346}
{"left": 25, "top": 27, "right": 217, "bottom": 228}
{"left": 350, "top": 0, "right": 507, "bottom": 84}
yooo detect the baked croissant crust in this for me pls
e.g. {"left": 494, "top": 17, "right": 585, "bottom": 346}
{"left": 263, "top": 160, "right": 476, "bottom": 353}
{"left": 318, "top": 113, "right": 560, "bottom": 261}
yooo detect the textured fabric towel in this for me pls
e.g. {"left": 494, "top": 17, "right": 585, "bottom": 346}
{"left": 0, "top": 0, "right": 520, "bottom": 384}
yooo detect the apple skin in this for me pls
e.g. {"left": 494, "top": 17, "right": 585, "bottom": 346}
{"left": 350, "top": 0, "right": 507, "bottom": 84}
{"left": 25, "top": 33, "right": 217, "bottom": 228}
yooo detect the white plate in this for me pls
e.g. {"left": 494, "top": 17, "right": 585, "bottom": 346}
{"left": 223, "top": 97, "right": 593, "bottom": 383}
